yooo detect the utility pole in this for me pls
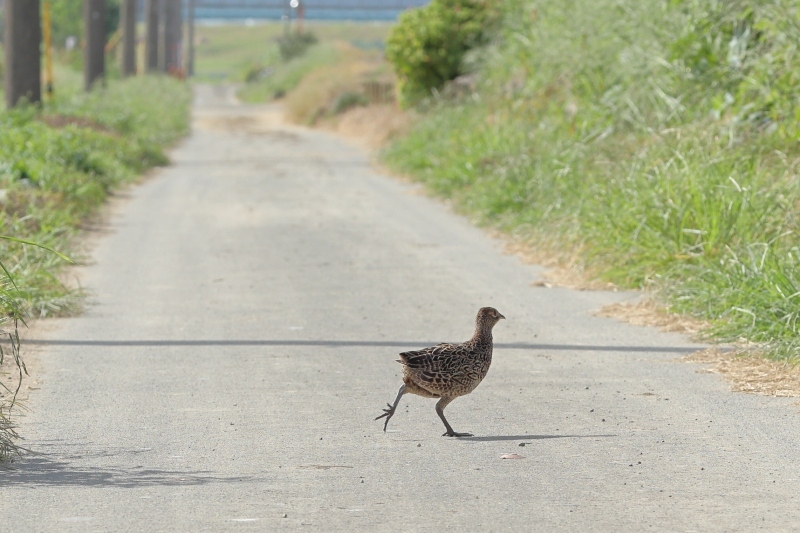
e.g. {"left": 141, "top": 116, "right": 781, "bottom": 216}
{"left": 121, "top": 0, "right": 137, "bottom": 76}
{"left": 84, "top": 0, "right": 106, "bottom": 91}
{"left": 187, "top": 0, "right": 195, "bottom": 76}
{"left": 145, "top": 0, "right": 160, "bottom": 71}
{"left": 157, "top": 0, "right": 166, "bottom": 71}
{"left": 43, "top": 1, "right": 54, "bottom": 96}
{"left": 3, "top": 0, "right": 42, "bottom": 108}
{"left": 162, "top": 0, "right": 182, "bottom": 75}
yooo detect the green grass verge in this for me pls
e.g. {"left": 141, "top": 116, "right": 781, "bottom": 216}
{"left": 0, "top": 73, "right": 190, "bottom": 460}
{"left": 1, "top": 74, "right": 191, "bottom": 318}
{"left": 384, "top": 0, "right": 800, "bottom": 361}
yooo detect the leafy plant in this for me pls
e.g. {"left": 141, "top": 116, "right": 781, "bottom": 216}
{"left": 385, "top": 0, "right": 500, "bottom": 106}
{"left": 277, "top": 31, "right": 319, "bottom": 62}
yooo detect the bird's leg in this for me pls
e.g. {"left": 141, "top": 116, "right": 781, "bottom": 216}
{"left": 436, "top": 397, "right": 472, "bottom": 437}
{"left": 375, "top": 384, "right": 406, "bottom": 431}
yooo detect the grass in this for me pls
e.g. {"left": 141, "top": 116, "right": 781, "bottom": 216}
{"left": 0, "top": 62, "right": 191, "bottom": 459}
{"left": 194, "top": 20, "right": 391, "bottom": 84}
{"left": 237, "top": 43, "right": 341, "bottom": 104}
{"left": 280, "top": 42, "right": 392, "bottom": 124}
{"left": 1, "top": 74, "right": 191, "bottom": 317}
{"left": 192, "top": 20, "right": 393, "bottom": 108}
{"left": 383, "top": 0, "right": 800, "bottom": 361}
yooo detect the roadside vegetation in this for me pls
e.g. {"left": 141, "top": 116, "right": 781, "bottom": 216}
{"left": 195, "top": 21, "right": 394, "bottom": 123}
{"left": 383, "top": 0, "right": 800, "bottom": 361}
{"left": 0, "top": 52, "right": 190, "bottom": 459}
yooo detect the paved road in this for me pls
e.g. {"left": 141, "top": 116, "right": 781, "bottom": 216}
{"left": 3, "top": 85, "right": 800, "bottom": 531}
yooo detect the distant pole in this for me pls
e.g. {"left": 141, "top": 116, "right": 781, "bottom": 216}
{"left": 121, "top": 0, "right": 137, "bottom": 76}
{"left": 3, "top": 0, "right": 42, "bottom": 108}
{"left": 297, "top": 1, "right": 304, "bottom": 34}
{"left": 43, "top": 1, "right": 54, "bottom": 96}
{"left": 145, "top": 0, "right": 159, "bottom": 71}
{"left": 158, "top": 0, "right": 166, "bottom": 71}
{"left": 84, "top": 0, "right": 106, "bottom": 91}
{"left": 187, "top": 0, "right": 195, "bottom": 76}
{"left": 163, "top": 0, "right": 182, "bottom": 75}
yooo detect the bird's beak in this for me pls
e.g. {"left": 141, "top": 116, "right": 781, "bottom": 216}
{"left": 498, "top": 313, "right": 506, "bottom": 320}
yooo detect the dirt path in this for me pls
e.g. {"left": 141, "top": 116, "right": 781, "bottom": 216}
{"left": 2, "top": 85, "right": 799, "bottom": 531}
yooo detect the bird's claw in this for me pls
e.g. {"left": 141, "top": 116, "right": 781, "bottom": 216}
{"left": 374, "top": 403, "right": 393, "bottom": 420}
{"left": 442, "top": 431, "right": 473, "bottom": 438}
{"left": 375, "top": 403, "right": 395, "bottom": 431}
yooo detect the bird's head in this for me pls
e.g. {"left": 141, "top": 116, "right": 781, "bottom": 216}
{"left": 477, "top": 307, "right": 505, "bottom": 329}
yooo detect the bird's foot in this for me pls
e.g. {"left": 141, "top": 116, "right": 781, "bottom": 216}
{"left": 442, "top": 431, "right": 473, "bottom": 438}
{"left": 374, "top": 403, "right": 395, "bottom": 432}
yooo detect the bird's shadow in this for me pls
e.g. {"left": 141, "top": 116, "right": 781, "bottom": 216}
{"left": 456, "top": 434, "right": 616, "bottom": 442}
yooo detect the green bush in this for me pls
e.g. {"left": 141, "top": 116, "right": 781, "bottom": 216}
{"left": 385, "top": 0, "right": 500, "bottom": 106}
{"left": 277, "top": 31, "right": 318, "bottom": 62}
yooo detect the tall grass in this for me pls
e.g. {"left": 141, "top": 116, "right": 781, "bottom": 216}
{"left": 0, "top": 74, "right": 190, "bottom": 459}
{"left": 0, "top": 75, "right": 190, "bottom": 317}
{"left": 385, "top": 0, "right": 800, "bottom": 360}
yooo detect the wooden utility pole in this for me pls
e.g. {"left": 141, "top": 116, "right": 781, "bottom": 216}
{"left": 3, "top": 0, "right": 42, "bottom": 108}
{"left": 121, "top": 0, "right": 137, "bottom": 76}
{"left": 187, "top": 0, "right": 195, "bottom": 76}
{"left": 43, "top": 1, "right": 54, "bottom": 96}
{"left": 145, "top": 0, "right": 160, "bottom": 71}
{"left": 162, "top": 0, "right": 182, "bottom": 75}
{"left": 84, "top": 0, "right": 106, "bottom": 91}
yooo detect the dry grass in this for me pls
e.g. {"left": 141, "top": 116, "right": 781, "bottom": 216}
{"left": 501, "top": 234, "right": 615, "bottom": 291}
{"left": 685, "top": 348, "right": 800, "bottom": 398}
{"left": 596, "top": 300, "right": 710, "bottom": 336}
{"left": 284, "top": 43, "right": 391, "bottom": 125}
{"left": 499, "top": 234, "right": 800, "bottom": 397}
{"left": 325, "top": 103, "right": 413, "bottom": 149}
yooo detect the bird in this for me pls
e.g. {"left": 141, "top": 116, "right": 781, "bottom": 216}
{"left": 375, "top": 307, "right": 505, "bottom": 437}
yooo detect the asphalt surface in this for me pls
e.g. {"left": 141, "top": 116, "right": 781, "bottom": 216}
{"left": 2, "top": 85, "right": 800, "bottom": 531}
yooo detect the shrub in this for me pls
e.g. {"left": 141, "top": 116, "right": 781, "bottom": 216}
{"left": 385, "top": 0, "right": 500, "bottom": 106}
{"left": 277, "top": 31, "right": 318, "bottom": 62}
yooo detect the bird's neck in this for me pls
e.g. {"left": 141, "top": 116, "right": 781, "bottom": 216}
{"left": 472, "top": 322, "right": 493, "bottom": 343}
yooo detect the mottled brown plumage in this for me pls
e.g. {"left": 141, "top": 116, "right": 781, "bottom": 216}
{"left": 375, "top": 307, "right": 505, "bottom": 437}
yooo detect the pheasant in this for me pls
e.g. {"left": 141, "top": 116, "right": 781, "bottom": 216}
{"left": 376, "top": 307, "right": 505, "bottom": 437}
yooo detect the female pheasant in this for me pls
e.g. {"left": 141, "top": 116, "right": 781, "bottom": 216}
{"left": 376, "top": 307, "right": 505, "bottom": 437}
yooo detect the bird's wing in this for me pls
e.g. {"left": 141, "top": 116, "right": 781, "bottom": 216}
{"left": 397, "top": 342, "right": 476, "bottom": 370}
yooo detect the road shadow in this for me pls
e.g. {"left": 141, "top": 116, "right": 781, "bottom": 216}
{"left": 458, "top": 434, "right": 617, "bottom": 442}
{"left": 1, "top": 448, "right": 267, "bottom": 488}
{"left": 19, "top": 339, "right": 701, "bottom": 354}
